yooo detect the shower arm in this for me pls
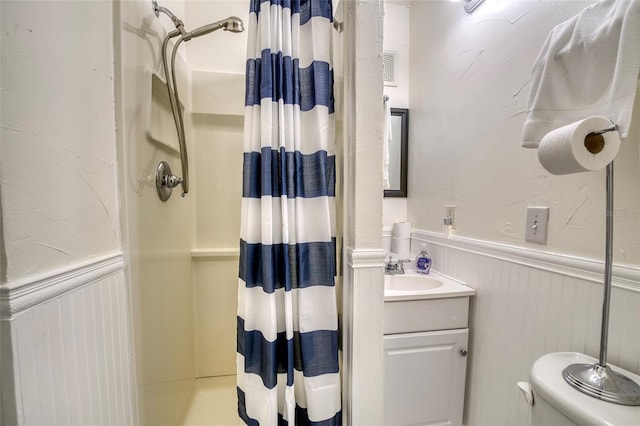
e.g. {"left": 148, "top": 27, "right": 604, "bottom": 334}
{"left": 153, "top": 0, "right": 187, "bottom": 38}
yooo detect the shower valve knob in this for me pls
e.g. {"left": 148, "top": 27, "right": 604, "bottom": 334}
{"left": 164, "top": 174, "right": 182, "bottom": 188}
{"left": 156, "top": 160, "right": 182, "bottom": 202}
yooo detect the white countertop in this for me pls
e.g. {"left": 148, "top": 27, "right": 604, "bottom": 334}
{"left": 384, "top": 270, "right": 476, "bottom": 302}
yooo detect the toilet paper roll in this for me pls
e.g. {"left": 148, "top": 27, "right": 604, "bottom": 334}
{"left": 392, "top": 222, "right": 411, "bottom": 238}
{"left": 391, "top": 237, "right": 410, "bottom": 255}
{"left": 538, "top": 116, "right": 621, "bottom": 175}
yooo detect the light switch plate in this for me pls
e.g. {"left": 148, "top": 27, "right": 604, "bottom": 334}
{"left": 525, "top": 206, "right": 549, "bottom": 245}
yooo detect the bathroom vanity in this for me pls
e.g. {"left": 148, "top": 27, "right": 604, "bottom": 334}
{"left": 383, "top": 272, "right": 475, "bottom": 426}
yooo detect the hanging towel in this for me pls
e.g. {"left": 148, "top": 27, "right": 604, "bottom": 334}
{"left": 522, "top": 0, "right": 640, "bottom": 148}
{"left": 383, "top": 96, "right": 392, "bottom": 189}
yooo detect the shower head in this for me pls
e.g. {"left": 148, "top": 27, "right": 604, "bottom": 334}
{"left": 183, "top": 16, "right": 245, "bottom": 41}
{"left": 222, "top": 16, "right": 245, "bottom": 33}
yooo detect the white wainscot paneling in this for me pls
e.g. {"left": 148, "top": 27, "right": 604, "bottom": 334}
{"left": 343, "top": 248, "right": 386, "bottom": 426}
{"left": 412, "top": 230, "right": 640, "bottom": 426}
{"left": 1, "top": 254, "right": 137, "bottom": 426}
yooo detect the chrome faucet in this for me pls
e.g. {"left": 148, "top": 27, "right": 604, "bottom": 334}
{"left": 385, "top": 257, "right": 411, "bottom": 275}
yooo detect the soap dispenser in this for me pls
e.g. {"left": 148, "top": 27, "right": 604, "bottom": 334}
{"left": 415, "top": 244, "right": 432, "bottom": 274}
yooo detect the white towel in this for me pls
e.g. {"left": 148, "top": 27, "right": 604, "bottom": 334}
{"left": 383, "top": 97, "right": 392, "bottom": 189}
{"left": 522, "top": 0, "right": 640, "bottom": 148}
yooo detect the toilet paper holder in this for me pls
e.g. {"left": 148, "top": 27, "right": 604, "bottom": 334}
{"left": 562, "top": 119, "right": 640, "bottom": 406}
{"left": 584, "top": 121, "right": 618, "bottom": 154}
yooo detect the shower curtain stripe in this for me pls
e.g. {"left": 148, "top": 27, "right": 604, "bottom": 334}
{"left": 238, "top": 0, "right": 340, "bottom": 425}
{"left": 237, "top": 326, "right": 339, "bottom": 388}
{"left": 249, "top": 0, "right": 333, "bottom": 24}
{"left": 245, "top": 57, "right": 334, "bottom": 113}
{"left": 240, "top": 198, "right": 337, "bottom": 245}
{"left": 242, "top": 150, "right": 336, "bottom": 198}
{"left": 239, "top": 241, "right": 336, "bottom": 290}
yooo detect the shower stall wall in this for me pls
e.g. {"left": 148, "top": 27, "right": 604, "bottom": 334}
{"left": 114, "top": 1, "right": 197, "bottom": 424}
{"left": 115, "top": 0, "right": 249, "bottom": 423}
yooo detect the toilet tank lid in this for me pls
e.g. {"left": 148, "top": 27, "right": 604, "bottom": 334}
{"left": 530, "top": 352, "right": 640, "bottom": 425}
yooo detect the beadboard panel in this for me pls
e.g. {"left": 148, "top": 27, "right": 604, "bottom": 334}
{"left": 412, "top": 232, "right": 640, "bottom": 426}
{"left": 343, "top": 248, "right": 386, "bottom": 425}
{"left": 2, "top": 266, "right": 137, "bottom": 426}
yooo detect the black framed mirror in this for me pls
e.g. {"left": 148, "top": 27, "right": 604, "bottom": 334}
{"left": 384, "top": 108, "right": 408, "bottom": 197}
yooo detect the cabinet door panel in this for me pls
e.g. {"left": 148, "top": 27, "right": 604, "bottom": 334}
{"left": 384, "top": 329, "right": 469, "bottom": 426}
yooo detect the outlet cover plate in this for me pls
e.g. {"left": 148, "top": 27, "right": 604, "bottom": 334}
{"left": 525, "top": 207, "right": 549, "bottom": 245}
{"left": 445, "top": 205, "right": 456, "bottom": 228}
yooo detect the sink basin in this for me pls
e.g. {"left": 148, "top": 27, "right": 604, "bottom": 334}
{"left": 383, "top": 271, "right": 476, "bottom": 334}
{"left": 385, "top": 274, "right": 444, "bottom": 292}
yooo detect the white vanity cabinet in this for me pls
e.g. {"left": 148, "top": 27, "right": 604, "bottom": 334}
{"left": 383, "top": 328, "right": 469, "bottom": 426}
{"left": 383, "top": 272, "right": 475, "bottom": 426}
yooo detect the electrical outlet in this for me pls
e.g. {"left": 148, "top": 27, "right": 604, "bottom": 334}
{"left": 444, "top": 205, "right": 456, "bottom": 228}
{"left": 525, "top": 206, "right": 549, "bottom": 245}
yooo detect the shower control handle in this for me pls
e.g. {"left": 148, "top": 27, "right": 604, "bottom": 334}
{"left": 156, "top": 161, "right": 183, "bottom": 201}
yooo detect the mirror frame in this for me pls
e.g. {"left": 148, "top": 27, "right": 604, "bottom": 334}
{"left": 384, "top": 107, "right": 409, "bottom": 198}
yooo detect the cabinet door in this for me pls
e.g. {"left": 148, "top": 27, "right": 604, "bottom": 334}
{"left": 384, "top": 329, "right": 469, "bottom": 426}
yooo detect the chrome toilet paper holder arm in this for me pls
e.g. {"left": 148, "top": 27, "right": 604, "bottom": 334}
{"left": 588, "top": 121, "right": 619, "bottom": 136}
{"left": 584, "top": 121, "right": 619, "bottom": 154}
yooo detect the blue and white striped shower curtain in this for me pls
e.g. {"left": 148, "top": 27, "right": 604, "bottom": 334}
{"left": 237, "top": 0, "right": 340, "bottom": 424}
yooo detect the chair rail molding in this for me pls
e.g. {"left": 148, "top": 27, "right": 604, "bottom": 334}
{"left": 0, "top": 251, "right": 125, "bottom": 319}
{"left": 412, "top": 229, "right": 640, "bottom": 293}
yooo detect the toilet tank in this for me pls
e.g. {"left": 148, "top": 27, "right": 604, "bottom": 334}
{"left": 529, "top": 352, "right": 640, "bottom": 426}
{"left": 530, "top": 391, "right": 579, "bottom": 426}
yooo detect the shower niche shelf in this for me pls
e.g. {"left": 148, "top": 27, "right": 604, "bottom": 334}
{"left": 145, "top": 67, "right": 184, "bottom": 153}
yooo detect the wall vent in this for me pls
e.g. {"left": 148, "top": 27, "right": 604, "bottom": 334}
{"left": 383, "top": 51, "right": 397, "bottom": 86}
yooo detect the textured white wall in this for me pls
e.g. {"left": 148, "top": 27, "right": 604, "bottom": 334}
{"left": 1, "top": 0, "right": 121, "bottom": 280}
{"left": 404, "top": 4, "right": 640, "bottom": 425}
{"left": 383, "top": 1, "right": 410, "bottom": 109}
{"left": 407, "top": 0, "right": 640, "bottom": 266}
{"left": 351, "top": 0, "right": 384, "bottom": 249}
{"left": 382, "top": 2, "right": 410, "bottom": 227}
{"left": 0, "top": 1, "right": 138, "bottom": 424}
{"left": 341, "top": 1, "right": 386, "bottom": 423}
